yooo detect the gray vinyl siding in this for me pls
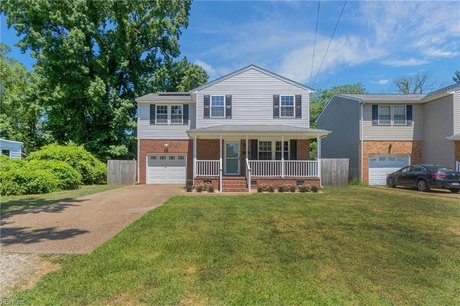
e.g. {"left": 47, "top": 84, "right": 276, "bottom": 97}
{"left": 362, "top": 103, "right": 423, "bottom": 140}
{"left": 454, "top": 91, "right": 460, "bottom": 135}
{"left": 317, "top": 96, "right": 360, "bottom": 178}
{"left": 422, "top": 95, "right": 455, "bottom": 167}
{"left": 137, "top": 103, "right": 194, "bottom": 139}
{"left": 195, "top": 68, "right": 311, "bottom": 129}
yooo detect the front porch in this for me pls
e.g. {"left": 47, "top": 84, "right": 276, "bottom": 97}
{"left": 187, "top": 125, "right": 330, "bottom": 192}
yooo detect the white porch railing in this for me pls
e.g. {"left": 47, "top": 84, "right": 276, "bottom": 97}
{"left": 456, "top": 161, "right": 460, "bottom": 172}
{"left": 249, "top": 160, "right": 318, "bottom": 177}
{"left": 196, "top": 160, "right": 220, "bottom": 176}
{"left": 195, "top": 159, "right": 319, "bottom": 179}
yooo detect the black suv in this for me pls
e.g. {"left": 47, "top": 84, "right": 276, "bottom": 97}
{"left": 386, "top": 164, "right": 460, "bottom": 193}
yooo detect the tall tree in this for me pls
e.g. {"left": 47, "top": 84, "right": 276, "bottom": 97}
{"left": 453, "top": 70, "right": 460, "bottom": 83}
{"left": 0, "top": 43, "right": 51, "bottom": 153}
{"left": 1, "top": 0, "right": 206, "bottom": 160}
{"left": 394, "top": 71, "right": 434, "bottom": 94}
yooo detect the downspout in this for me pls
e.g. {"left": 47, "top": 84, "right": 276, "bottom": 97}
{"left": 360, "top": 101, "right": 365, "bottom": 182}
{"left": 137, "top": 102, "right": 140, "bottom": 184}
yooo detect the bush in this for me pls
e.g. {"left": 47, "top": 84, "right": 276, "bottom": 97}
{"left": 289, "top": 184, "right": 297, "bottom": 192}
{"left": 311, "top": 185, "right": 320, "bottom": 193}
{"left": 208, "top": 184, "right": 215, "bottom": 193}
{"left": 29, "top": 144, "right": 106, "bottom": 184}
{"left": 196, "top": 184, "right": 204, "bottom": 193}
{"left": 257, "top": 184, "right": 274, "bottom": 193}
{"left": 298, "top": 185, "right": 310, "bottom": 193}
{"left": 27, "top": 160, "right": 82, "bottom": 190}
{"left": 0, "top": 167, "right": 60, "bottom": 196}
{"left": 277, "top": 185, "right": 285, "bottom": 192}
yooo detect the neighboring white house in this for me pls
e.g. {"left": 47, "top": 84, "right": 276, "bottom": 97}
{"left": 0, "top": 139, "right": 24, "bottom": 159}
{"left": 135, "top": 64, "right": 330, "bottom": 191}
{"left": 317, "top": 83, "right": 460, "bottom": 185}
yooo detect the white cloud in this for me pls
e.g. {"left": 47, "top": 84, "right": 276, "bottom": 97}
{"left": 381, "top": 58, "right": 430, "bottom": 67}
{"left": 370, "top": 79, "right": 390, "bottom": 85}
{"left": 194, "top": 59, "right": 216, "bottom": 76}
{"left": 188, "top": 1, "right": 460, "bottom": 84}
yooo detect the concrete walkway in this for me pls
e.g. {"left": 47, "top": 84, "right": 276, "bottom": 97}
{"left": 1, "top": 185, "right": 183, "bottom": 254}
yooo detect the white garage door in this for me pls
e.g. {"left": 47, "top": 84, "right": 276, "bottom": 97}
{"left": 369, "top": 155, "right": 410, "bottom": 185}
{"left": 147, "top": 154, "right": 186, "bottom": 184}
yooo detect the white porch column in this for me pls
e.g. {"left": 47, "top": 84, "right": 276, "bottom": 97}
{"left": 317, "top": 136, "right": 322, "bottom": 186}
{"left": 193, "top": 136, "right": 197, "bottom": 185}
{"left": 245, "top": 136, "right": 248, "bottom": 159}
{"left": 246, "top": 135, "right": 250, "bottom": 191}
{"left": 281, "top": 136, "right": 285, "bottom": 178}
{"left": 219, "top": 136, "right": 223, "bottom": 192}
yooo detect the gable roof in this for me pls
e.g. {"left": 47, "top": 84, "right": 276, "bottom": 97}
{"left": 336, "top": 94, "right": 426, "bottom": 103}
{"left": 191, "top": 64, "right": 314, "bottom": 92}
{"left": 422, "top": 82, "right": 460, "bottom": 101}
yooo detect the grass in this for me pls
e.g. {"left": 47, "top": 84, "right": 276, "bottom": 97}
{"left": 6, "top": 186, "right": 460, "bottom": 305}
{"left": 0, "top": 184, "right": 123, "bottom": 213}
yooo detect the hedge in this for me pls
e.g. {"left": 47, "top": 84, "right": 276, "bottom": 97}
{"left": 28, "top": 144, "right": 106, "bottom": 184}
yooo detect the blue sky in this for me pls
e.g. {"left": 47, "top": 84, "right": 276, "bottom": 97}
{"left": 2, "top": 0, "right": 460, "bottom": 93}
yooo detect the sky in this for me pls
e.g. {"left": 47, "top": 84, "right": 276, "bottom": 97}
{"left": 1, "top": 0, "right": 460, "bottom": 93}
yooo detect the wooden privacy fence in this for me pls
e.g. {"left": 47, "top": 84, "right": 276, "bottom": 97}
{"left": 321, "top": 158, "right": 349, "bottom": 187}
{"left": 107, "top": 160, "right": 137, "bottom": 185}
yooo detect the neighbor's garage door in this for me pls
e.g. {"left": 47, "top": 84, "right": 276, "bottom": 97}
{"left": 146, "top": 154, "right": 186, "bottom": 184}
{"left": 369, "top": 154, "right": 410, "bottom": 185}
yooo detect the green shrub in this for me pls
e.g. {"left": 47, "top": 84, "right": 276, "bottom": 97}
{"left": 29, "top": 144, "right": 106, "bottom": 184}
{"left": 26, "top": 160, "right": 82, "bottom": 190}
{"left": 311, "top": 185, "right": 320, "bottom": 193}
{"left": 298, "top": 185, "right": 310, "bottom": 193}
{"left": 0, "top": 167, "right": 60, "bottom": 196}
{"left": 257, "top": 184, "right": 275, "bottom": 193}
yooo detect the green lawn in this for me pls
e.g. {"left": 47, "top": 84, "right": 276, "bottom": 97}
{"left": 7, "top": 187, "right": 460, "bottom": 305}
{"left": 0, "top": 184, "right": 123, "bottom": 213}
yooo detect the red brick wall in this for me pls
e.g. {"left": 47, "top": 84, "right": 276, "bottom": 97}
{"left": 297, "top": 139, "right": 310, "bottom": 160}
{"left": 361, "top": 140, "right": 423, "bottom": 183}
{"left": 138, "top": 139, "right": 192, "bottom": 184}
{"left": 197, "top": 139, "right": 220, "bottom": 160}
{"left": 255, "top": 177, "right": 320, "bottom": 188}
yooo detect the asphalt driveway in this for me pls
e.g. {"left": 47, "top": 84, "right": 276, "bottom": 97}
{"left": 1, "top": 185, "right": 182, "bottom": 254}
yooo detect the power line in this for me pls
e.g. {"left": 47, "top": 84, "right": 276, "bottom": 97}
{"left": 309, "top": 0, "right": 321, "bottom": 87}
{"left": 312, "top": 0, "right": 347, "bottom": 87}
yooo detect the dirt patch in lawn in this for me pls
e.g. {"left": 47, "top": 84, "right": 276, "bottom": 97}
{"left": 0, "top": 253, "right": 61, "bottom": 297}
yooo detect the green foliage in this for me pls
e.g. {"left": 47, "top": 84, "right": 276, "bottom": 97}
{"left": 0, "top": 43, "right": 52, "bottom": 153}
{"left": 298, "top": 185, "right": 310, "bottom": 193}
{"left": 29, "top": 144, "right": 106, "bottom": 184}
{"left": 0, "top": 155, "right": 81, "bottom": 195}
{"left": 453, "top": 70, "right": 460, "bottom": 83}
{"left": 0, "top": 166, "right": 60, "bottom": 196}
{"left": 26, "top": 160, "right": 82, "bottom": 190}
{"left": 1, "top": 0, "right": 204, "bottom": 159}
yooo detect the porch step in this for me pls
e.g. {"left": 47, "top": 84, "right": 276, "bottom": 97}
{"left": 222, "top": 177, "right": 248, "bottom": 192}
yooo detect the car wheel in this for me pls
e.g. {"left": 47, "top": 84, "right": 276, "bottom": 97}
{"left": 387, "top": 177, "right": 396, "bottom": 188}
{"left": 449, "top": 188, "right": 460, "bottom": 193}
{"left": 417, "top": 179, "right": 430, "bottom": 192}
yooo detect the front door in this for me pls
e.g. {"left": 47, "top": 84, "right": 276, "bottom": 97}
{"left": 225, "top": 142, "right": 240, "bottom": 175}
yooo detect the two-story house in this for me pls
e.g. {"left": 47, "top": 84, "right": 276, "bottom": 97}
{"left": 317, "top": 83, "right": 460, "bottom": 185}
{"left": 136, "top": 65, "right": 330, "bottom": 191}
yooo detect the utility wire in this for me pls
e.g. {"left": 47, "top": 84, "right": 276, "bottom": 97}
{"left": 312, "top": 0, "right": 347, "bottom": 87}
{"left": 309, "top": 0, "right": 321, "bottom": 87}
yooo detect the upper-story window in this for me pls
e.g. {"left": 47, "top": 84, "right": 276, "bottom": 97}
{"left": 377, "top": 105, "right": 407, "bottom": 126}
{"left": 211, "top": 96, "right": 225, "bottom": 118}
{"left": 393, "top": 105, "right": 407, "bottom": 125}
{"left": 170, "top": 105, "right": 183, "bottom": 124}
{"left": 156, "top": 104, "right": 183, "bottom": 125}
{"left": 156, "top": 105, "right": 168, "bottom": 124}
{"left": 378, "top": 106, "right": 391, "bottom": 125}
{"left": 280, "top": 95, "right": 295, "bottom": 118}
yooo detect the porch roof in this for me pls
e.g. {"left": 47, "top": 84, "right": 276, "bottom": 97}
{"left": 187, "top": 125, "right": 330, "bottom": 138}
{"left": 446, "top": 133, "right": 460, "bottom": 141}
